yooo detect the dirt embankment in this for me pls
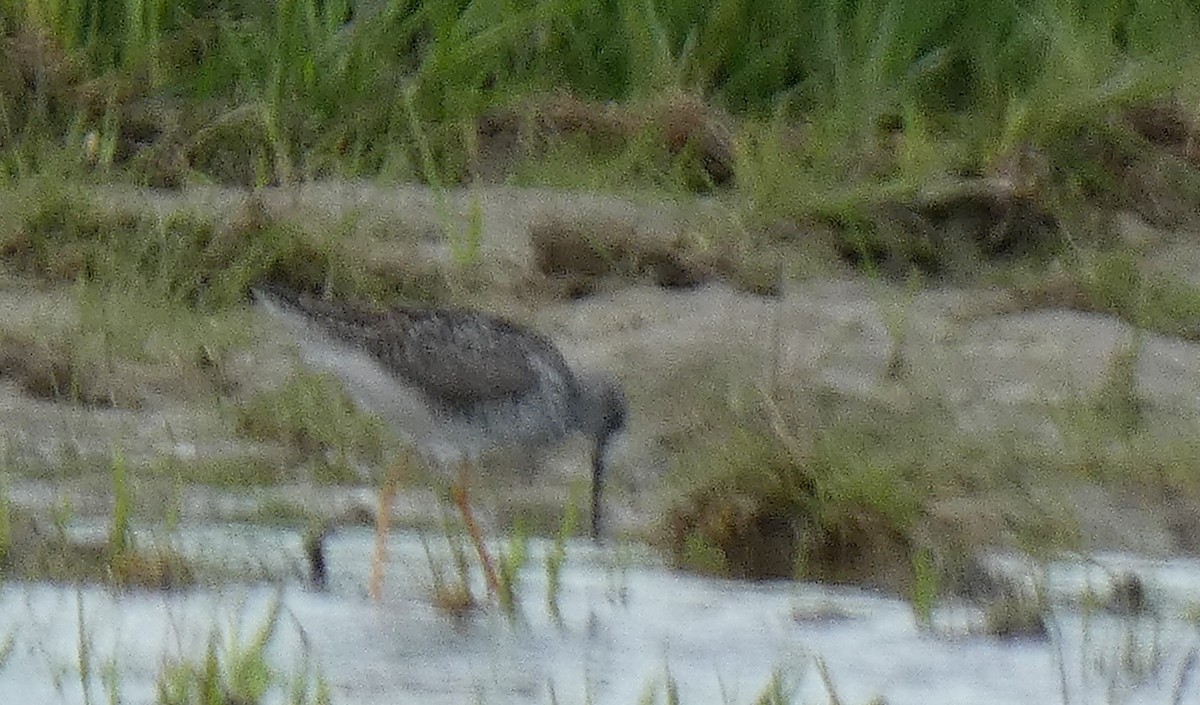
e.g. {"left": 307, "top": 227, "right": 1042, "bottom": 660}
{"left": 2, "top": 179, "right": 1200, "bottom": 597}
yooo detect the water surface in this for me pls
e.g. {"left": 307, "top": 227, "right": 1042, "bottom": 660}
{"left": 2, "top": 527, "right": 1197, "bottom": 704}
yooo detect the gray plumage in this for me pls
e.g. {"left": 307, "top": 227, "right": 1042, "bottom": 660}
{"left": 253, "top": 284, "right": 625, "bottom": 537}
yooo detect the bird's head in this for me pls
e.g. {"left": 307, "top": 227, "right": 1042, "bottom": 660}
{"left": 576, "top": 371, "right": 626, "bottom": 450}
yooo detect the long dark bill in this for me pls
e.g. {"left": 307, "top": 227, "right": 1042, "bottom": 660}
{"left": 590, "top": 441, "right": 606, "bottom": 540}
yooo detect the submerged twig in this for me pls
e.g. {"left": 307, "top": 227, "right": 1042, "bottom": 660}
{"left": 1171, "top": 645, "right": 1199, "bottom": 705}
{"left": 814, "top": 657, "right": 844, "bottom": 705}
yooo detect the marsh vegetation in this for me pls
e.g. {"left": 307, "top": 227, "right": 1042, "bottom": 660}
{"left": 5, "top": 0, "right": 1200, "bottom": 702}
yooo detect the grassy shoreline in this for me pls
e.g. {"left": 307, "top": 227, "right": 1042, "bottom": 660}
{"left": 3, "top": 177, "right": 1200, "bottom": 596}
{"left": 2, "top": 0, "right": 1200, "bottom": 219}
{"left": 4, "top": 0, "right": 1200, "bottom": 607}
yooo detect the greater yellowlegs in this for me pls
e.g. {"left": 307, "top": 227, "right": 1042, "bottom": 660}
{"left": 254, "top": 284, "right": 626, "bottom": 599}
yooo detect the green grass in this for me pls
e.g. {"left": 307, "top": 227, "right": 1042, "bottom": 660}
{"left": 107, "top": 451, "right": 132, "bottom": 562}
{"left": 661, "top": 331, "right": 1200, "bottom": 596}
{"left": 0, "top": 184, "right": 452, "bottom": 305}
{"left": 1076, "top": 253, "right": 1200, "bottom": 340}
{"left": 234, "top": 372, "right": 388, "bottom": 477}
{"left": 663, "top": 417, "right": 927, "bottom": 586}
{"left": 631, "top": 669, "right": 804, "bottom": 705}
{"left": 2, "top": 0, "right": 1199, "bottom": 218}
{"left": 3, "top": 1, "right": 1200, "bottom": 315}
{"left": 0, "top": 454, "right": 198, "bottom": 589}
{"left": 511, "top": 130, "right": 708, "bottom": 195}
{"left": 2, "top": 0, "right": 1200, "bottom": 616}
{"left": 0, "top": 479, "right": 11, "bottom": 573}
{"left": 155, "top": 599, "right": 331, "bottom": 705}
{"left": 496, "top": 521, "right": 529, "bottom": 616}
{"left": 544, "top": 485, "right": 581, "bottom": 619}
{"left": 0, "top": 186, "right": 324, "bottom": 310}
{"left": 1003, "top": 248, "right": 1200, "bottom": 341}
{"left": 0, "top": 281, "right": 257, "bottom": 409}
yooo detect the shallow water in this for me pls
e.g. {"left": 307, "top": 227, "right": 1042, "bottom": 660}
{"left": 2, "top": 526, "right": 1199, "bottom": 705}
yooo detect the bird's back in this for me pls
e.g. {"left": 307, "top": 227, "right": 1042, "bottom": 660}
{"left": 254, "top": 285, "right": 583, "bottom": 460}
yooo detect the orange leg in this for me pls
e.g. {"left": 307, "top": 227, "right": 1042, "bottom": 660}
{"left": 451, "top": 461, "right": 502, "bottom": 597}
{"left": 369, "top": 454, "right": 404, "bottom": 602}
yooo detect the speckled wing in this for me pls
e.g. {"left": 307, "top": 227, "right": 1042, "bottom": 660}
{"left": 257, "top": 285, "right": 572, "bottom": 411}
{"left": 366, "top": 306, "right": 575, "bottom": 411}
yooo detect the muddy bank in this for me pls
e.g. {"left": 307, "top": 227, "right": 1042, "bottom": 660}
{"left": 2, "top": 183, "right": 1199, "bottom": 596}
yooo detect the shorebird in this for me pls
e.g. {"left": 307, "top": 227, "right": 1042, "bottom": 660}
{"left": 253, "top": 284, "right": 626, "bottom": 600}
